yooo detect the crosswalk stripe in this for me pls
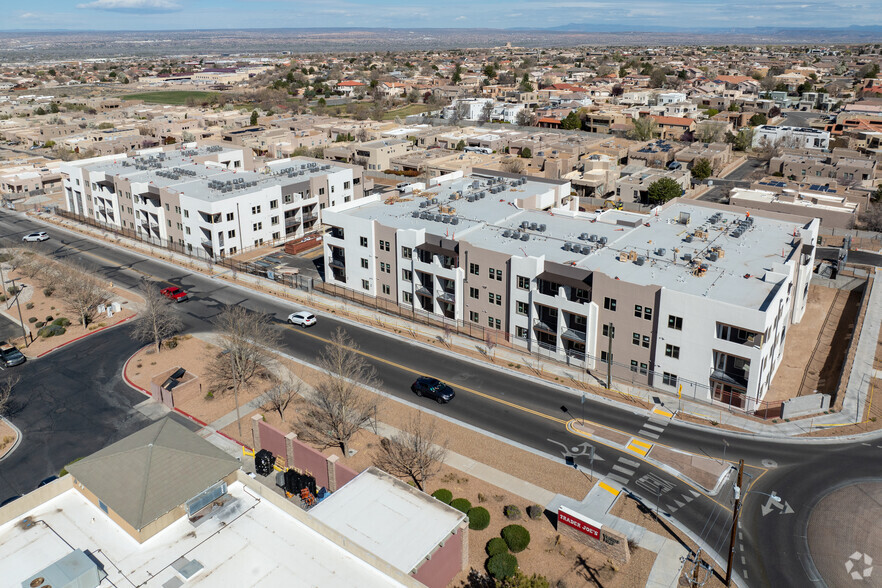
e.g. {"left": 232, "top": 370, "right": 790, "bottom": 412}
{"left": 639, "top": 430, "right": 660, "bottom": 439}
{"left": 608, "top": 473, "right": 630, "bottom": 484}
{"left": 612, "top": 464, "right": 635, "bottom": 476}
{"left": 618, "top": 457, "right": 640, "bottom": 468}
{"left": 643, "top": 423, "right": 665, "bottom": 433}
{"left": 631, "top": 438, "right": 652, "bottom": 449}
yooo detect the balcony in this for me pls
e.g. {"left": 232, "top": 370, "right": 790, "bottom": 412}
{"left": 710, "top": 369, "right": 749, "bottom": 389}
{"left": 533, "top": 319, "right": 557, "bottom": 336}
{"left": 537, "top": 279, "right": 562, "bottom": 298}
{"left": 285, "top": 216, "right": 301, "bottom": 228}
{"left": 328, "top": 256, "right": 346, "bottom": 269}
{"left": 561, "top": 328, "right": 586, "bottom": 343}
{"left": 327, "top": 226, "right": 344, "bottom": 239}
{"left": 303, "top": 213, "right": 318, "bottom": 223}
{"left": 201, "top": 238, "right": 213, "bottom": 248}
{"left": 415, "top": 284, "right": 433, "bottom": 297}
{"left": 436, "top": 290, "right": 455, "bottom": 303}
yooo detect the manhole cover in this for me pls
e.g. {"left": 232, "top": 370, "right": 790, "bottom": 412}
{"left": 762, "top": 459, "right": 777, "bottom": 468}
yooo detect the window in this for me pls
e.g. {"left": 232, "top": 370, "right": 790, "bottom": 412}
{"left": 183, "top": 209, "right": 189, "bottom": 218}
{"left": 494, "top": 294, "right": 502, "bottom": 306}
{"left": 379, "top": 240, "right": 390, "bottom": 252}
{"left": 603, "top": 297, "right": 616, "bottom": 311}
{"left": 469, "top": 263, "right": 480, "bottom": 275}
{"left": 176, "top": 222, "right": 183, "bottom": 230}
{"left": 635, "top": 304, "right": 642, "bottom": 317}
{"left": 251, "top": 205, "right": 261, "bottom": 214}
{"left": 185, "top": 227, "right": 191, "bottom": 235}
{"left": 665, "top": 344, "right": 680, "bottom": 359}
{"left": 488, "top": 292, "right": 494, "bottom": 304}
{"left": 167, "top": 220, "right": 171, "bottom": 227}
{"left": 489, "top": 268, "right": 502, "bottom": 281}
{"left": 470, "top": 287, "right": 479, "bottom": 299}
{"left": 175, "top": 205, "right": 181, "bottom": 214}
{"left": 402, "top": 269, "right": 412, "bottom": 281}
{"left": 226, "top": 212, "right": 234, "bottom": 221}
{"left": 284, "top": 194, "right": 293, "bottom": 204}
{"left": 668, "top": 315, "right": 683, "bottom": 330}
{"left": 402, "top": 246, "right": 412, "bottom": 259}
{"left": 403, "top": 291, "right": 413, "bottom": 304}
{"left": 574, "top": 314, "right": 586, "bottom": 327}
{"left": 272, "top": 232, "right": 281, "bottom": 240}
{"left": 361, "top": 279, "right": 370, "bottom": 290}
{"left": 271, "top": 216, "right": 279, "bottom": 226}
{"left": 639, "top": 362, "right": 648, "bottom": 375}
{"left": 494, "top": 318, "right": 501, "bottom": 329}
{"left": 662, "top": 372, "right": 678, "bottom": 387}
{"left": 360, "top": 236, "right": 368, "bottom": 247}
{"left": 516, "top": 326, "right": 528, "bottom": 339}
{"left": 488, "top": 317, "right": 501, "bottom": 329}
{"left": 470, "top": 311, "right": 479, "bottom": 323}
{"left": 603, "top": 324, "right": 616, "bottom": 337}
{"left": 253, "top": 222, "right": 262, "bottom": 231}
{"left": 632, "top": 332, "right": 640, "bottom": 345}
{"left": 165, "top": 203, "right": 170, "bottom": 211}
{"left": 642, "top": 335, "right": 650, "bottom": 348}
{"left": 361, "top": 258, "right": 369, "bottom": 269}
{"left": 319, "top": 187, "right": 325, "bottom": 196}
{"left": 516, "top": 301, "right": 528, "bottom": 315}
{"left": 99, "top": 500, "right": 108, "bottom": 513}
{"left": 600, "top": 351, "right": 612, "bottom": 363}
{"left": 344, "top": 181, "right": 351, "bottom": 189}
{"left": 270, "top": 199, "right": 278, "bottom": 209}
{"left": 382, "top": 284, "right": 390, "bottom": 295}
{"left": 630, "top": 360, "right": 639, "bottom": 373}
{"left": 517, "top": 275, "right": 530, "bottom": 290}
{"left": 380, "top": 262, "right": 391, "bottom": 273}
{"left": 644, "top": 307, "right": 652, "bottom": 320}
{"left": 227, "top": 230, "right": 236, "bottom": 238}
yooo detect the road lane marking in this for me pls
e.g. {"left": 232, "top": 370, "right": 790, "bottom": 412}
{"left": 640, "top": 431, "right": 660, "bottom": 439}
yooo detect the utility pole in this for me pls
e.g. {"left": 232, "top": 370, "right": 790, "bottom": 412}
{"left": 8, "top": 278, "right": 28, "bottom": 346}
{"left": 726, "top": 459, "right": 745, "bottom": 586}
{"left": 606, "top": 322, "right": 614, "bottom": 389}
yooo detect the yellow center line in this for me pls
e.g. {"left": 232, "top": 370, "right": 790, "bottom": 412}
{"left": 281, "top": 322, "right": 569, "bottom": 425}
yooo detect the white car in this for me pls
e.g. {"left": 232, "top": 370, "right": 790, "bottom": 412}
{"left": 21, "top": 231, "right": 49, "bottom": 242}
{"left": 287, "top": 311, "right": 317, "bottom": 327}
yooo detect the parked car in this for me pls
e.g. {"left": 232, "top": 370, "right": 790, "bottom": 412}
{"left": 411, "top": 376, "right": 455, "bottom": 404}
{"left": 0, "top": 495, "right": 22, "bottom": 507}
{"left": 21, "top": 231, "right": 49, "bottom": 242}
{"left": 0, "top": 345, "right": 26, "bottom": 369}
{"left": 38, "top": 476, "right": 58, "bottom": 488}
{"left": 160, "top": 286, "right": 189, "bottom": 303}
{"left": 287, "top": 311, "right": 317, "bottom": 327}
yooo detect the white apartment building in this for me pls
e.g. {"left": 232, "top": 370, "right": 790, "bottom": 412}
{"left": 321, "top": 170, "right": 819, "bottom": 413}
{"left": 753, "top": 125, "right": 831, "bottom": 150}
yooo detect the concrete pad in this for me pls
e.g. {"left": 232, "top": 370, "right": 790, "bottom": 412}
{"left": 133, "top": 398, "right": 171, "bottom": 420}
{"left": 646, "top": 539, "right": 689, "bottom": 587}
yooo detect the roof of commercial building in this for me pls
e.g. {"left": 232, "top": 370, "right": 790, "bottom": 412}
{"left": 336, "top": 172, "right": 813, "bottom": 310}
{"left": 67, "top": 418, "right": 238, "bottom": 531}
{"left": 0, "top": 481, "right": 405, "bottom": 587}
{"left": 731, "top": 187, "right": 857, "bottom": 212}
{"left": 310, "top": 467, "right": 466, "bottom": 574}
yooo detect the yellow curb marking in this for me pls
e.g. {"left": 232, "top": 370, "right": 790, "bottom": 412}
{"left": 653, "top": 406, "right": 674, "bottom": 418}
{"left": 599, "top": 481, "right": 620, "bottom": 496}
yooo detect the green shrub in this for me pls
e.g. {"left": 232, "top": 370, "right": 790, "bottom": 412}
{"left": 28, "top": 317, "right": 37, "bottom": 323}
{"left": 504, "top": 505, "right": 522, "bottom": 520}
{"left": 527, "top": 504, "right": 544, "bottom": 520}
{"left": 45, "top": 315, "right": 53, "bottom": 322}
{"left": 25, "top": 302, "right": 34, "bottom": 310}
{"left": 450, "top": 498, "right": 472, "bottom": 513}
{"left": 501, "top": 525, "right": 530, "bottom": 553}
{"left": 34, "top": 321, "right": 44, "bottom": 328}
{"left": 43, "top": 287, "right": 54, "bottom": 296}
{"left": 0, "top": 295, "right": 6, "bottom": 302}
{"left": 38, "top": 324, "right": 65, "bottom": 338}
{"left": 166, "top": 338, "right": 178, "bottom": 349}
{"left": 431, "top": 489, "right": 453, "bottom": 504}
{"left": 486, "top": 537, "right": 508, "bottom": 556}
{"left": 468, "top": 506, "right": 490, "bottom": 530}
{"left": 486, "top": 552, "right": 518, "bottom": 580}
{"left": 7, "top": 285, "right": 19, "bottom": 295}
{"left": 52, "top": 318, "right": 70, "bottom": 327}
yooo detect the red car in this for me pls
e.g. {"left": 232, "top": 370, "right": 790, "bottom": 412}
{"left": 160, "top": 286, "right": 189, "bottom": 303}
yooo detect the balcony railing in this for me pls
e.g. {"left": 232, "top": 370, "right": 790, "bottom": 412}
{"left": 561, "top": 328, "right": 587, "bottom": 343}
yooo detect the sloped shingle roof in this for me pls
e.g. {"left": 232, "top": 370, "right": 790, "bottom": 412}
{"left": 68, "top": 418, "right": 238, "bottom": 531}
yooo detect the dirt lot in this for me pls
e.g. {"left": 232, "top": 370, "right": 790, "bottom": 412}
{"left": 1, "top": 263, "right": 137, "bottom": 358}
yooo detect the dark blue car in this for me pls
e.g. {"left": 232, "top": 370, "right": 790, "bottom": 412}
{"left": 411, "top": 377, "right": 455, "bottom": 404}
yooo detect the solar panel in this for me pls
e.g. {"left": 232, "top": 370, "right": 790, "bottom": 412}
{"left": 810, "top": 184, "right": 822, "bottom": 191}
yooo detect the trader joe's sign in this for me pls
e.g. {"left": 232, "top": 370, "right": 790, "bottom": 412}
{"left": 557, "top": 506, "right": 601, "bottom": 540}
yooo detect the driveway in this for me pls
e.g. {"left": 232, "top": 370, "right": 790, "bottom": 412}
{"left": 0, "top": 324, "right": 197, "bottom": 501}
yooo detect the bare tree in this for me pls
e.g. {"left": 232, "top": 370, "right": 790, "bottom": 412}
{"left": 263, "top": 375, "right": 303, "bottom": 423}
{"left": 500, "top": 157, "right": 525, "bottom": 174}
{"left": 209, "top": 305, "right": 281, "bottom": 437}
{"left": 297, "top": 328, "right": 380, "bottom": 455}
{"left": 478, "top": 101, "right": 493, "bottom": 125}
{"left": 0, "top": 374, "right": 20, "bottom": 417}
{"left": 628, "top": 116, "right": 659, "bottom": 141}
{"left": 695, "top": 122, "right": 727, "bottom": 144}
{"left": 515, "top": 109, "right": 535, "bottom": 127}
{"left": 58, "top": 262, "right": 109, "bottom": 329}
{"left": 131, "top": 282, "right": 183, "bottom": 352}
{"left": 374, "top": 413, "right": 448, "bottom": 491}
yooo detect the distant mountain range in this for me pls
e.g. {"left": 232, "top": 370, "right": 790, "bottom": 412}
{"left": 533, "top": 23, "right": 882, "bottom": 35}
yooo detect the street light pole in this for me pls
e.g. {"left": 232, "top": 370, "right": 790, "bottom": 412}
{"left": 725, "top": 459, "right": 745, "bottom": 586}
{"left": 606, "top": 321, "right": 614, "bottom": 389}
{"left": 8, "top": 277, "right": 28, "bottom": 346}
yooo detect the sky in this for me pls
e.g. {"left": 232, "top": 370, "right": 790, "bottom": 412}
{"left": 6, "top": 0, "right": 882, "bottom": 31}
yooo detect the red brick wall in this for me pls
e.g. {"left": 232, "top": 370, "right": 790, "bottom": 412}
{"left": 411, "top": 529, "right": 463, "bottom": 588}
{"left": 257, "top": 420, "right": 288, "bottom": 462}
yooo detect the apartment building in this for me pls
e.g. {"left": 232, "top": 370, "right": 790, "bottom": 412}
{"left": 61, "top": 145, "right": 363, "bottom": 258}
{"left": 675, "top": 142, "right": 733, "bottom": 173}
{"left": 615, "top": 166, "right": 690, "bottom": 203}
{"left": 321, "top": 170, "right": 818, "bottom": 412}
{"left": 769, "top": 147, "right": 878, "bottom": 187}
{"left": 325, "top": 138, "right": 411, "bottom": 171}
{"left": 753, "top": 125, "right": 831, "bottom": 151}
{"left": 731, "top": 180, "right": 859, "bottom": 229}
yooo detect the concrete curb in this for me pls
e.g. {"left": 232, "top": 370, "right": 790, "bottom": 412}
{"left": 32, "top": 313, "right": 138, "bottom": 359}
{"left": 0, "top": 416, "right": 23, "bottom": 464}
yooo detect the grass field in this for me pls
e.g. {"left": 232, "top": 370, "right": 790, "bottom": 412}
{"left": 382, "top": 103, "right": 434, "bottom": 120}
{"left": 120, "top": 91, "right": 219, "bottom": 105}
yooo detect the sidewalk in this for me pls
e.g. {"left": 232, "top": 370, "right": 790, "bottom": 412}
{"left": 29, "top": 210, "right": 882, "bottom": 439}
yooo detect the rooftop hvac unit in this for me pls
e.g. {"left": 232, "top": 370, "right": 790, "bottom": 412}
{"left": 635, "top": 256, "right": 645, "bottom": 266}
{"left": 451, "top": 217, "right": 459, "bottom": 225}
{"left": 419, "top": 201, "right": 428, "bottom": 208}
{"left": 432, "top": 198, "right": 438, "bottom": 204}
{"left": 530, "top": 222, "right": 538, "bottom": 231}
{"left": 434, "top": 214, "right": 443, "bottom": 222}
{"left": 564, "top": 242, "right": 572, "bottom": 251}
{"left": 656, "top": 248, "right": 666, "bottom": 256}
{"left": 598, "top": 236, "right": 608, "bottom": 245}
{"left": 580, "top": 232, "right": 589, "bottom": 240}
{"left": 480, "top": 192, "right": 486, "bottom": 199}
{"left": 411, "top": 211, "right": 420, "bottom": 218}
{"left": 684, "top": 235, "right": 693, "bottom": 243}
{"left": 442, "top": 216, "right": 451, "bottom": 223}
{"left": 538, "top": 224, "right": 546, "bottom": 232}
{"left": 683, "top": 253, "right": 693, "bottom": 261}
{"left": 503, "top": 230, "right": 512, "bottom": 238}
{"left": 521, "top": 233, "right": 529, "bottom": 241}
{"left": 467, "top": 196, "right": 476, "bottom": 202}
{"left": 589, "top": 234, "right": 598, "bottom": 242}
{"left": 420, "top": 212, "right": 429, "bottom": 219}
{"left": 23, "top": 549, "right": 106, "bottom": 588}
{"left": 707, "top": 252, "right": 719, "bottom": 261}
{"left": 581, "top": 245, "right": 591, "bottom": 255}
{"left": 521, "top": 221, "right": 529, "bottom": 229}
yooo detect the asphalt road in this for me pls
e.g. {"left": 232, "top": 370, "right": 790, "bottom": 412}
{"left": 699, "top": 158, "right": 768, "bottom": 203}
{"left": 0, "top": 326, "right": 198, "bottom": 501}
{"left": 0, "top": 210, "right": 880, "bottom": 587}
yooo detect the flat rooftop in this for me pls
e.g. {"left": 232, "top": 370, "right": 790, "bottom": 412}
{"left": 310, "top": 468, "right": 466, "bottom": 574}
{"left": 87, "top": 152, "right": 347, "bottom": 204}
{"left": 0, "top": 483, "right": 404, "bottom": 587}
{"left": 340, "top": 173, "right": 811, "bottom": 310}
